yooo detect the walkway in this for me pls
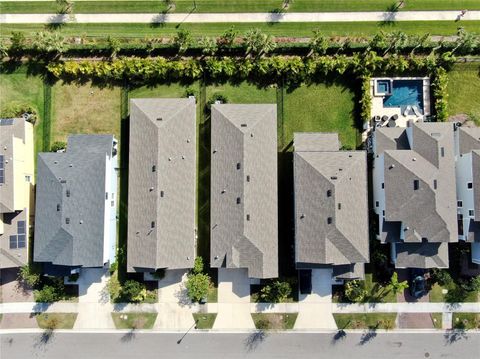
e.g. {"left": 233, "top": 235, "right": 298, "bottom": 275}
{"left": 213, "top": 268, "right": 255, "bottom": 330}
{"left": 1, "top": 10, "right": 480, "bottom": 24}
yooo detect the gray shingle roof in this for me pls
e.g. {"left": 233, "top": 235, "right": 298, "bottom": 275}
{"left": 395, "top": 242, "right": 449, "bottom": 269}
{"left": 458, "top": 127, "right": 480, "bottom": 155}
{"left": 374, "top": 122, "right": 457, "bottom": 268}
{"left": 127, "top": 98, "right": 196, "bottom": 272}
{"left": 294, "top": 133, "right": 369, "bottom": 273}
{"left": 210, "top": 104, "right": 278, "bottom": 279}
{"left": 34, "top": 135, "right": 116, "bottom": 267}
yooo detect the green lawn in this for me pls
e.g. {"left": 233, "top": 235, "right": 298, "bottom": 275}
{"left": 252, "top": 313, "right": 298, "bottom": 330}
{"left": 0, "top": 70, "right": 46, "bottom": 155}
{"left": 35, "top": 313, "right": 77, "bottom": 329}
{"left": 453, "top": 313, "right": 480, "bottom": 330}
{"left": 447, "top": 63, "right": 480, "bottom": 122}
{"left": 206, "top": 82, "right": 277, "bottom": 105}
{"left": 429, "top": 282, "right": 479, "bottom": 303}
{"left": 193, "top": 313, "right": 217, "bottom": 329}
{"left": 111, "top": 312, "right": 157, "bottom": 329}
{"left": 2, "top": 1, "right": 480, "bottom": 14}
{"left": 3, "top": 21, "right": 480, "bottom": 39}
{"left": 334, "top": 313, "right": 397, "bottom": 330}
{"left": 52, "top": 81, "right": 121, "bottom": 143}
{"left": 431, "top": 313, "right": 442, "bottom": 329}
{"left": 283, "top": 82, "right": 358, "bottom": 151}
{"left": 207, "top": 282, "right": 218, "bottom": 303}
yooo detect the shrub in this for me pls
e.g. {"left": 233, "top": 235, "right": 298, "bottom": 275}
{"left": 345, "top": 280, "right": 368, "bottom": 303}
{"left": 18, "top": 265, "right": 41, "bottom": 287}
{"left": 218, "top": 26, "right": 238, "bottom": 47}
{"left": 185, "top": 273, "right": 210, "bottom": 303}
{"left": 207, "top": 92, "right": 228, "bottom": 109}
{"left": 430, "top": 269, "right": 453, "bottom": 286}
{"left": 260, "top": 280, "right": 292, "bottom": 303}
{"left": 431, "top": 66, "right": 449, "bottom": 121}
{"left": 109, "top": 261, "right": 118, "bottom": 275}
{"left": 50, "top": 141, "right": 67, "bottom": 152}
{"left": 173, "top": 29, "right": 193, "bottom": 54}
{"left": 0, "top": 101, "right": 38, "bottom": 124}
{"left": 151, "top": 268, "right": 166, "bottom": 280}
{"left": 67, "top": 273, "right": 79, "bottom": 282}
{"left": 243, "top": 28, "right": 276, "bottom": 57}
{"left": 359, "top": 76, "right": 372, "bottom": 124}
{"left": 35, "top": 285, "right": 61, "bottom": 303}
{"left": 107, "top": 274, "right": 121, "bottom": 302}
{"left": 193, "top": 256, "right": 204, "bottom": 274}
{"left": 184, "top": 86, "right": 197, "bottom": 98}
{"left": 256, "top": 318, "right": 271, "bottom": 330}
{"left": 121, "top": 280, "right": 147, "bottom": 303}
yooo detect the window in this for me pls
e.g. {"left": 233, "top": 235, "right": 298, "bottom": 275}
{"left": 246, "top": 214, "right": 250, "bottom": 221}
{"left": 381, "top": 183, "right": 385, "bottom": 189}
{"left": 327, "top": 190, "right": 332, "bottom": 197}
{"left": 457, "top": 201, "right": 463, "bottom": 208}
{"left": 111, "top": 200, "right": 115, "bottom": 207}
{"left": 327, "top": 217, "right": 332, "bottom": 224}
{"left": 0, "top": 155, "right": 4, "bottom": 184}
{"left": 467, "top": 182, "right": 473, "bottom": 189}
{"left": 106, "top": 192, "right": 108, "bottom": 200}
{"left": 160, "top": 191, "right": 164, "bottom": 197}
{"left": 17, "top": 221, "right": 25, "bottom": 234}
{"left": 246, "top": 175, "right": 250, "bottom": 182}
{"left": 382, "top": 210, "right": 385, "bottom": 216}
{"left": 151, "top": 221, "right": 155, "bottom": 229}
{"left": 236, "top": 163, "right": 241, "bottom": 170}
{"left": 25, "top": 175, "right": 31, "bottom": 182}
{"left": 57, "top": 204, "right": 61, "bottom": 212}
{"left": 440, "top": 147, "right": 445, "bottom": 157}
{"left": 236, "top": 197, "right": 241, "bottom": 204}
{"left": 433, "top": 180, "right": 437, "bottom": 190}
{"left": 152, "top": 165, "right": 156, "bottom": 172}
{"left": 413, "top": 180, "right": 419, "bottom": 190}
{"left": 65, "top": 218, "right": 70, "bottom": 224}
{"left": 9, "top": 235, "right": 17, "bottom": 249}
{"left": 338, "top": 203, "right": 342, "bottom": 210}
{"left": 375, "top": 201, "right": 379, "bottom": 207}
{"left": 66, "top": 189, "right": 70, "bottom": 197}
{"left": 17, "top": 235, "right": 26, "bottom": 248}
{"left": 469, "top": 210, "right": 475, "bottom": 217}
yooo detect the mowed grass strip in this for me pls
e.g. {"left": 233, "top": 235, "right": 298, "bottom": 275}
{"left": 0, "top": 71, "right": 45, "bottom": 155}
{"left": 193, "top": 313, "right": 217, "bottom": 329}
{"left": 447, "top": 63, "right": 480, "bottom": 121}
{"left": 2, "top": 0, "right": 480, "bottom": 14}
{"left": 111, "top": 312, "right": 157, "bottom": 329}
{"left": 35, "top": 313, "right": 77, "bottom": 329}
{"left": 452, "top": 313, "right": 480, "bottom": 330}
{"left": 333, "top": 313, "right": 397, "bottom": 330}
{"left": 252, "top": 313, "right": 298, "bottom": 330}
{"left": 52, "top": 81, "right": 121, "bottom": 142}
{"left": 2, "top": 21, "right": 480, "bottom": 39}
{"left": 283, "top": 82, "right": 358, "bottom": 151}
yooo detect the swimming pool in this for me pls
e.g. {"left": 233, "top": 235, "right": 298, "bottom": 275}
{"left": 376, "top": 80, "right": 391, "bottom": 95}
{"left": 383, "top": 80, "right": 424, "bottom": 113}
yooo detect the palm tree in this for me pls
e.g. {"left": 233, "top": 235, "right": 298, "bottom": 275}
{"left": 308, "top": 30, "right": 329, "bottom": 57}
{"left": 385, "top": 272, "right": 409, "bottom": 296}
{"left": 243, "top": 28, "right": 276, "bottom": 57}
{"left": 198, "top": 36, "right": 218, "bottom": 56}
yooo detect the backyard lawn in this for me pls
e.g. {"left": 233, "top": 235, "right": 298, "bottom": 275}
{"left": 0, "top": 71, "right": 46, "bottom": 155}
{"left": 52, "top": 82, "right": 121, "bottom": 143}
{"left": 429, "top": 282, "right": 479, "bottom": 303}
{"left": 2, "top": 1, "right": 480, "bottom": 14}
{"left": 111, "top": 312, "right": 157, "bottom": 329}
{"left": 333, "top": 313, "right": 397, "bottom": 330}
{"left": 206, "top": 82, "right": 277, "bottom": 105}
{"left": 447, "top": 63, "right": 480, "bottom": 123}
{"left": 35, "top": 313, "right": 77, "bottom": 329}
{"left": 252, "top": 313, "right": 298, "bottom": 330}
{"left": 193, "top": 313, "right": 217, "bottom": 329}
{"left": 453, "top": 313, "right": 480, "bottom": 330}
{"left": 283, "top": 82, "right": 358, "bottom": 151}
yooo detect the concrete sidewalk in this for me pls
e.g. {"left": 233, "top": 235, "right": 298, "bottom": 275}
{"left": 1, "top": 11, "right": 480, "bottom": 24}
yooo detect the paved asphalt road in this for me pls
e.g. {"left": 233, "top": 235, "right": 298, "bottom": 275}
{"left": 1, "top": 331, "right": 479, "bottom": 359}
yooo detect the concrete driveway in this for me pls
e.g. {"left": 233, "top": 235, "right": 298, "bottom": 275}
{"left": 294, "top": 268, "right": 337, "bottom": 330}
{"left": 213, "top": 268, "right": 255, "bottom": 330}
{"left": 0, "top": 268, "right": 34, "bottom": 303}
{"left": 153, "top": 269, "right": 195, "bottom": 330}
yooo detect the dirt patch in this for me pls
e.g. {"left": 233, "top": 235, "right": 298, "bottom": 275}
{"left": 0, "top": 313, "right": 38, "bottom": 329}
{"left": 0, "top": 268, "right": 34, "bottom": 303}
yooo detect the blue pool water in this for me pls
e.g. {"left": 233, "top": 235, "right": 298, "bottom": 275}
{"left": 383, "top": 80, "right": 423, "bottom": 112}
{"left": 376, "top": 80, "right": 391, "bottom": 94}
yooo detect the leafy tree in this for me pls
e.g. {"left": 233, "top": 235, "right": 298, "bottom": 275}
{"left": 308, "top": 30, "right": 329, "bottom": 56}
{"left": 198, "top": 36, "right": 218, "bottom": 56}
{"left": 51, "top": 141, "right": 67, "bottom": 152}
{"left": 453, "top": 27, "right": 478, "bottom": 55}
{"left": 107, "top": 274, "right": 121, "bottom": 301}
{"left": 243, "top": 28, "right": 276, "bottom": 57}
{"left": 35, "top": 285, "right": 61, "bottom": 303}
{"left": 345, "top": 280, "right": 368, "bottom": 303}
{"left": 18, "top": 265, "right": 41, "bottom": 287}
{"left": 185, "top": 273, "right": 210, "bottom": 302}
{"left": 121, "top": 280, "right": 147, "bottom": 302}
{"left": 218, "top": 26, "right": 238, "bottom": 47}
{"left": 173, "top": 29, "right": 193, "bottom": 54}
{"left": 430, "top": 268, "right": 453, "bottom": 286}
{"left": 385, "top": 272, "right": 408, "bottom": 296}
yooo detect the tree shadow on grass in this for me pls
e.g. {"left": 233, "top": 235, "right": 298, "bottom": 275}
{"left": 244, "top": 330, "right": 268, "bottom": 352}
